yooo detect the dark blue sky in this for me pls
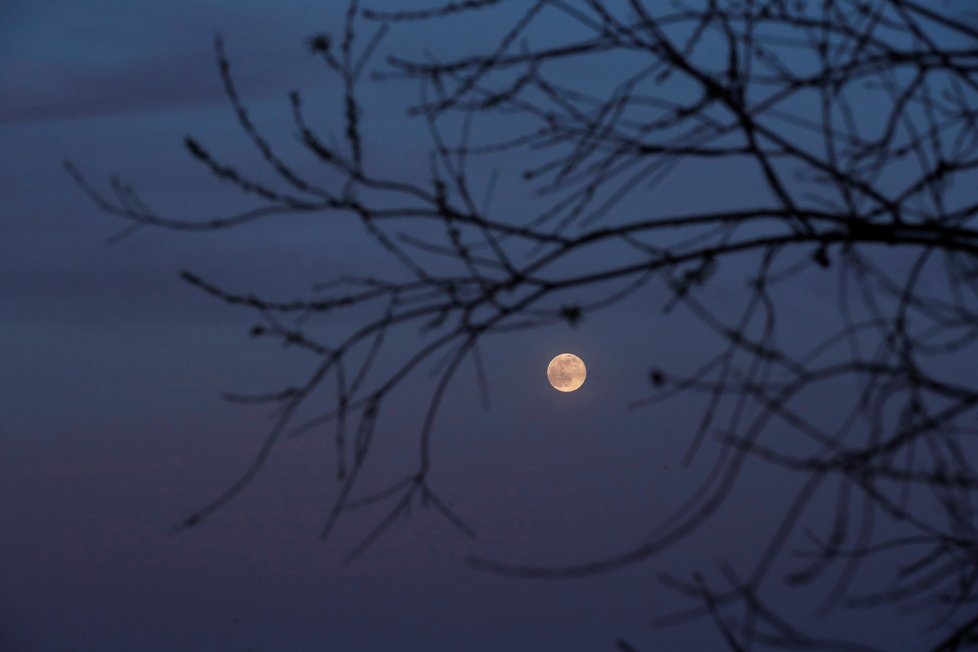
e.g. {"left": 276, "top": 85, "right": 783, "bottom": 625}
{"left": 3, "top": 1, "right": 975, "bottom": 650}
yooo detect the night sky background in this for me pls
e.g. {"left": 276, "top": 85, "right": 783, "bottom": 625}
{"left": 3, "top": 1, "right": 975, "bottom": 650}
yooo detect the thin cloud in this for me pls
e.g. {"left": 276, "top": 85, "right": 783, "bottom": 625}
{"left": 0, "top": 0, "right": 334, "bottom": 123}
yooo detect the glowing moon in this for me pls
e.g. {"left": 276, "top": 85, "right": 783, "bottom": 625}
{"left": 547, "top": 353, "right": 587, "bottom": 392}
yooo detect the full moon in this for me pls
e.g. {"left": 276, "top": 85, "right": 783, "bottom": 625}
{"left": 547, "top": 353, "right": 587, "bottom": 392}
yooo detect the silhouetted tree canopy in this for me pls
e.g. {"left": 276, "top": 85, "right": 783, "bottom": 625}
{"left": 71, "top": 1, "right": 978, "bottom": 649}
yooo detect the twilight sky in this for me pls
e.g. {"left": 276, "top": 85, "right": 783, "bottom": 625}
{"left": 3, "top": 1, "right": 975, "bottom": 650}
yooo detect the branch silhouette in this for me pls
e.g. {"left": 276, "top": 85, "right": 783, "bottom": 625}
{"left": 70, "top": 0, "right": 978, "bottom": 649}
